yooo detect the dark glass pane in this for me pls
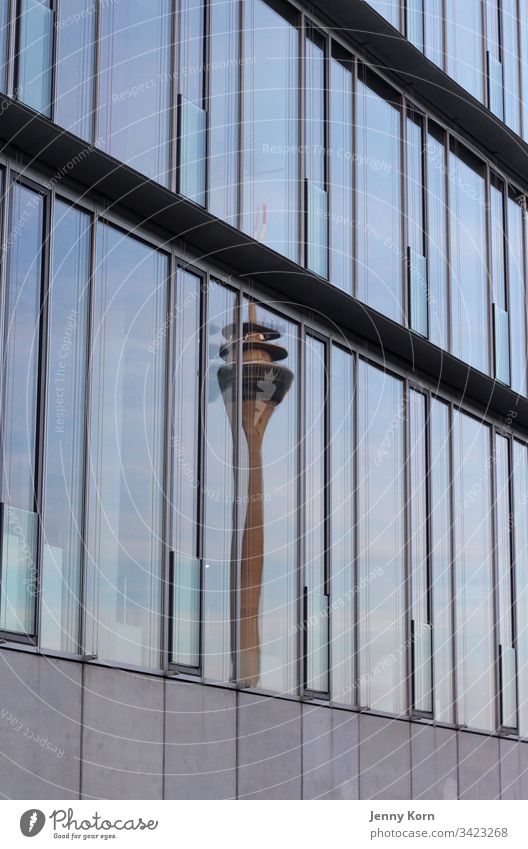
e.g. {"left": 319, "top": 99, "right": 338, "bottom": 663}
{"left": 55, "top": 0, "right": 95, "bottom": 139}
{"left": 41, "top": 201, "right": 90, "bottom": 653}
{"left": 18, "top": 0, "right": 53, "bottom": 115}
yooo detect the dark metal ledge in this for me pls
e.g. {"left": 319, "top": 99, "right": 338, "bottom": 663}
{"left": 308, "top": 0, "right": 528, "bottom": 191}
{"left": 1, "top": 94, "right": 527, "bottom": 432}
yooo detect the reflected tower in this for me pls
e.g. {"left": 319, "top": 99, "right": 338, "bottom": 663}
{"left": 218, "top": 302, "right": 293, "bottom": 686}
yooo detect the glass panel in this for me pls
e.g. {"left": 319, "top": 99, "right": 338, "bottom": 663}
{"left": 490, "top": 181, "right": 506, "bottom": 310}
{"left": 41, "top": 201, "right": 90, "bottom": 653}
{"left": 330, "top": 345, "right": 355, "bottom": 705}
{"left": 445, "top": 0, "right": 484, "bottom": 102}
{"left": 430, "top": 398, "right": 454, "bottom": 723}
{"left": 502, "top": 0, "right": 521, "bottom": 134}
{"left": 0, "top": 506, "right": 38, "bottom": 635}
{"left": 407, "top": 0, "right": 424, "bottom": 51}
{"left": 488, "top": 53, "right": 505, "bottom": 120}
{"left": 508, "top": 194, "right": 527, "bottom": 396}
{"left": 453, "top": 411, "right": 495, "bottom": 731}
{"left": 306, "top": 592, "right": 329, "bottom": 693}
{"left": 171, "top": 269, "right": 201, "bottom": 560}
{"left": 238, "top": 299, "right": 298, "bottom": 693}
{"left": 449, "top": 145, "right": 489, "bottom": 374}
{"left": 412, "top": 621, "right": 433, "bottom": 712}
{"left": 408, "top": 248, "right": 428, "bottom": 337}
{"left": 305, "top": 29, "right": 325, "bottom": 188}
{"left": 357, "top": 75, "right": 403, "bottom": 323}
{"left": 242, "top": 0, "right": 299, "bottom": 261}
{"left": 521, "top": 0, "right": 528, "bottom": 141}
{"left": 406, "top": 113, "right": 424, "bottom": 256}
{"left": 2, "top": 183, "right": 44, "bottom": 512}
{"left": 179, "top": 97, "right": 206, "bottom": 206}
{"left": 178, "top": 0, "right": 205, "bottom": 105}
{"left": 424, "top": 0, "right": 444, "bottom": 67}
{"left": 368, "top": 0, "right": 400, "bottom": 29}
{"left": 493, "top": 304, "right": 511, "bottom": 385}
{"left": 513, "top": 440, "right": 528, "bottom": 735}
{"left": 98, "top": 0, "right": 171, "bottom": 184}
{"left": 18, "top": 0, "right": 53, "bottom": 115}
{"left": 426, "top": 125, "right": 448, "bottom": 349}
{"left": 329, "top": 54, "right": 353, "bottom": 294}
{"left": 203, "top": 281, "right": 237, "bottom": 683}
{"left": 0, "top": 0, "right": 8, "bottom": 92}
{"left": 306, "top": 181, "right": 328, "bottom": 277}
{"left": 409, "top": 391, "right": 428, "bottom": 631}
{"left": 495, "top": 436, "right": 513, "bottom": 648}
{"left": 55, "top": 0, "right": 95, "bottom": 139}
{"left": 171, "top": 553, "right": 200, "bottom": 668}
{"left": 208, "top": 0, "right": 239, "bottom": 225}
{"left": 486, "top": 0, "right": 501, "bottom": 60}
{"left": 305, "top": 336, "right": 327, "bottom": 692}
{"left": 358, "top": 361, "right": 405, "bottom": 714}
{"left": 86, "top": 224, "right": 167, "bottom": 667}
{"left": 500, "top": 646, "right": 517, "bottom": 728}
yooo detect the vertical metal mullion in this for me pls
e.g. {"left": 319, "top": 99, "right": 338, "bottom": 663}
{"left": 92, "top": 0, "right": 102, "bottom": 148}
{"left": 236, "top": 0, "right": 244, "bottom": 234}
{"left": 323, "top": 29, "right": 330, "bottom": 280}
{"left": 170, "top": 0, "right": 179, "bottom": 195}
{"left": 448, "top": 402, "right": 459, "bottom": 726}
{"left": 423, "top": 114, "right": 430, "bottom": 338}
{"left": 424, "top": 391, "right": 435, "bottom": 716}
{"left": 79, "top": 209, "right": 98, "bottom": 661}
{"left": 520, "top": 188, "right": 528, "bottom": 400}
{"left": 196, "top": 269, "right": 208, "bottom": 680}
{"left": 162, "top": 256, "right": 176, "bottom": 670}
{"left": 503, "top": 182, "right": 513, "bottom": 387}
{"left": 6, "top": 0, "right": 16, "bottom": 99}
{"left": 50, "top": 0, "right": 58, "bottom": 123}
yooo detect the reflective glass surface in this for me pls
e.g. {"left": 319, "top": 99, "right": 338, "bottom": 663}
{"left": 0, "top": 0, "right": 8, "bottom": 92}
{"left": 41, "top": 201, "right": 90, "bottom": 653}
{"left": 18, "top": 0, "right": 53, "bottom": 115}
{"left": 502, "top": 0, "right": 521, "bottom": 134}
{"left": 329, "top": 54, "right": 353, "bottom": 294}
{"left": 330, "top": 345, "right": 355, "bottom": 705}
{"left": 426, "top": 126, "right": 448, "bottom": 349}
{"left": 98, "top": 0, "right": 171, "bottom": 184}
{"left": 357, "top": 75, "right": 403, "bottom": 323}
{"left": 86, "top": 224, "right": 167, "bottom": 667}
{"left": 488, "top": 53, "right": 505, "bottom": 121}
{"left": 407, "top": 0, "right": 424, "bottom": 52}
{"left": 0, "top": 506, "right": 38, "bottom": 635}
{"left": 306, "top": 181, "right": 328, "bottom": 278}
{"left": 508, "top": 194, "right": 527, "bottom": 396}
{"left": 358, "top": 361, "right": 405, "bottom": 714}
{"left": 171, "top": 553, "right": 200, "bottom": 668}
{"left": 178, "top": 0, "right": 205, "bottom": 105}
{"left": 368, "top": 0, "right": 400, "bottom": 29}
{"left": 513, "top": 440, "right": 528, "bottom": 736}
{"left": 500, "top": 645, "right": 518, "bottom": 728}
{"left": 445, "top": 0, "right": 484, "bottom": 102}
{"left": 179, "top": 97, "right": 207, "bottom": 206}
{"left": 424, "top": 0, "right": 444, "bottom": 68}
{"left": 55, "top": 0, "right": 95, "bottom": 139}
{"left": 242, "top": 0, "right": 299, "bottom": 260}
{"left": 493, "top": 304, "right": 511, "bottom": 386}
{"left": 453, "top": 411, "right": 495, "bottom": 731}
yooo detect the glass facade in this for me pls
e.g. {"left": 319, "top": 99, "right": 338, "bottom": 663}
{"left": 55, "top": 0, "right": 95, "bottom": 140}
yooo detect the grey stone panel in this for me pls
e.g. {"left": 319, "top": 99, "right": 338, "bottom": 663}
{"left": 499, "top": 738, "right": 522, "bottom": 800}
{"left": 302, "top": 705, "right": 358, "bottom": 799}
{"left": 164, "top": 680, "right": 236, "bottom": 799}
{"left": 81, "top": 665, "right": 163, "bottom": 800}
{"left": 410, "top": 724, "right": 458, "bottom": 799}
{"left": 237, "top": 693, "right": 302, "bottom": 799}
{"left": 359, "top": 714, "right": 411, "bottom": 799}
{"left": 458, "top": 732, "right": 501, "bottom": 800}
{"left": 0, "top": 651, "right": 82, "bottom": 799}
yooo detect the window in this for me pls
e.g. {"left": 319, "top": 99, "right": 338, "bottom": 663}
{"left": 449, "top": 144, "right": 489, "bottom": 374}
{"left": 406, "top": 111, "right": 428, "bottom": 336}
{"left": 357, "top": 72, "right": 403, "bottom": 323}
{"left": 368, "top": 0, "right": 401, "bottom": 30}
{"left": 490, "top": 178, "right": 510, "bottom": 385}
{"left": 238, "top": 299, "right": 298, "bottom": 693}
{"left": 0, "top": 180, "right": 45, "bottom": 637}
{"left": 429, "top": 397, "right": 454, "bottom": 723}
{"left": 358, "top": 361, "right": 405, "bottom": 714}
{"left": 304, "top": 335, "right": 328, "bottom": 694}
{"left": 242, "top": 0, "right": 299, "bottom": 261}
{"left": 409, "top": 389, "right": 432, "bottom": 713}
{"left": 502, "top": 0, "right": 521, "bottom": 134}
{"left": 55, "top": 0, "right": 95, "bottom": 139}
{"left": 329, "top": 48, "right": 353, "bottom": 294}
{"left": 330, "top": 345, "right": 355, "bottom": 705}
{"left": 305, "top": 27, "right": 328, "bottom": 277}
{"left": 495, "top": 435, "right": 517, "bottom": 728}
{"left": 0, "top": 0, "right": 8, "bottom": 92}
{"left": 426, "top": 124, "right": 448, "bottom": 349}
{"left": 445, "top": 0, "right": 484, "bottom": 102}
{"left": 169, "top": 269, "right": 202, "bottom": 669}
{"left": 424, "top": 0, "right": 444, "bottom": 68}
{"left": 486, "top": 0, "right": 504, "bottom": 119}
{"left": 17, "top": 0, "right": 54, "bottom": 115}
{"left": 98, "top": 0, "right": 171, "bottom": 184}
{"left": 203, "top": 280, "right": 237, "bottom": 683}
{"left": 40, "top": 200, "right": 91, "bottom": 653}
{"left": 453, "top": 411, "right": 495, "bottom": 731}
{"left": 208, "top": 0, "right": 239, "bottom": 224}
{"left": 513, "top": 440, "right": 528, "bottom": 736}
{"left": 85, "top": 224, "right": 167, "bottom": 668}
{"left": 178, "top": 0, "right": 206, "bottom": 204}
{"left": 407, "top": 0, "right": 424, "bottom": 52}
{"left": 507, "top": 192, "right": 527, "bottom": 396}
{"left": 520, "top": 0, "right": 528, "bottom": 141}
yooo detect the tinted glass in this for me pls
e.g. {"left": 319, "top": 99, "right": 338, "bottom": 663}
{"left": 55, "top": 0, "right": 95, "bottom": 139}
{"left": 329, "top": 55, "right": 353, "bottom": 294}
{"left": 18, "top": 0, "right": 53, "bottom": 115}
{"left": 502, "top": 0, "right": 521, "bottom": 134}
{"left": 41, "top": 201, "right": 90, "bottom": 653}
{"left": 508, "top": 194, "right": 527, "bottom": 395}
{"left": 86, "top": 224, "right": 167, "bottom": 667}
{"left": 445, "top": 0, "right": 484, "bottom": 101}
{"left": 426, "top": 127, "right": 448, "bottom": 348}
{"left": 424, "top": 0, "right": 444, "bottom": 67}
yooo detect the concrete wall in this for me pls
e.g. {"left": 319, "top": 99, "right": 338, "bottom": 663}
{"left": 0, "top": 651, "right": 525, "bottom": 800}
